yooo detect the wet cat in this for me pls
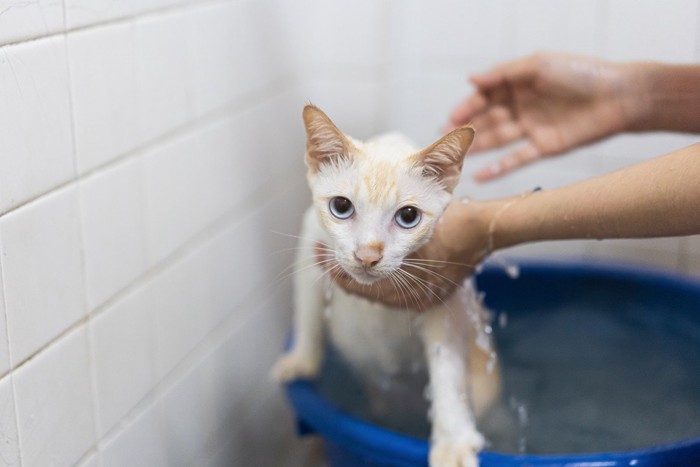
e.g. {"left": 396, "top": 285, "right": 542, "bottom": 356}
{"left": 273, "top": 105, "right": 500, "bottom": 467}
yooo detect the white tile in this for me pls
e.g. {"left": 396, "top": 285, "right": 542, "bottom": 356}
{"left": 684, "top": 235, "right": 700, "bottom": 278}
{"left": 68, "top": 22, "right": 139, "bottom": 174}
{"left": 0, "top": 0, "right": 64, "bottom": 45}
{"left": 142, "top": 90, "right": 306, "bottom": 268}
{"left": 604, "top": 0, "right": 698, "bottom": 63}
{"left": 0, "top": 36, "right": 75, "bottom": 213}
{"left": 76, "top": 450, "right": 100, "bottom": 467}
{"left": 154, "top": 356, "right": 220, "bottom": 466}
{"left": 14, "top": 327, "right": 96, "bottom": 467}
{"left": 0, "top": 262, "right": 10, "bottom": 376}
{"left": 135, "top": 10, "right": 192, "bottom": 144}
{"left": 0, "top": 186, "right": 85, "bottom": 366}
{"left": 150, "top": 249, "right": 213, "bottom": 379}
{"left": 90, "top": 285, "right": 155, "bottom": 436}
{"left": 589, "top": 238, "right": 683, "bottom": 271}
{"left": 306, "top": 0, "right": 384, "bottom": 68}
{"left": 187, "top": 1, "right": 284, "bottom": 117}
{"left": 0, "top": 375, "right": 19, "bottom": 467}
{"left": 100, "top": 406, "right": 167, "bottom": 467}
{"left": 80, "top": 158, "right": 148, "bottom": 310}
{"left": 302, "top": 78, "right": 386, "bottom": 140}
{"left": 65, "top": 0, "right": 131, "bottom": 29}
{"left": 204, "top": 301, "right": 297, "bottom": 466}
{"left": 405, "top": 0, "right": 508, "bottom": 62}
{"left": 505, "top": 240, "right": 592, "bottom": 261}
{"left": 142, "top": 129, "right": 219, "bottom": 265}
{"left": 512, "top": 0, "right": 599, "bottom": 56}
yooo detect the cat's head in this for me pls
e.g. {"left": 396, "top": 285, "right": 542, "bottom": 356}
{"left": 303, "top": 105, "right": 474, "bottom": 285}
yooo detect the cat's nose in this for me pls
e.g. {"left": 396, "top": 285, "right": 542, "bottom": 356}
{"left": 354, "top": 244, "right": 383, "bottom": 268}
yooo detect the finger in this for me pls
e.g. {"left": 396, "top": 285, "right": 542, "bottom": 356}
{"left": 448, "top": 92, "right": 489, "bottom": 127}
{"left": 470, "top": 121, "right": 524, "bottom": 154}
{"left": 470, "top": 105, "right": 513, "bottom": 133}
{"left": 473, "top": 142, "right": 541, "bottom": 182}
{"left": 470, "top": 55, "right": 538, "bottom": 91}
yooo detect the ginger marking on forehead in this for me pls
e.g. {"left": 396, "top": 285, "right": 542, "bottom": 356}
{"left": 362, "top": 160, "right": 399, "bottom": 203}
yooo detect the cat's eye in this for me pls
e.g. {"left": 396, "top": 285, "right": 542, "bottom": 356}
{"left": 329, "top": 196, "right": 354, "bottom": 219}
{"left": 395, "top": 206, "right": 421, "bottom": 229}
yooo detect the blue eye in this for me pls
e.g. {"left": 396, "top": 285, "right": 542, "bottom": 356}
{"left": 395, "top": 206, "right": 421, "bottom": 229}
{"left": 329, "top": 197, "right": 354, "bottom": 219}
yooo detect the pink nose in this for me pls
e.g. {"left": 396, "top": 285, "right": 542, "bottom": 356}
{"left": 354, "top": 244, "right": 383, "bottom": 268}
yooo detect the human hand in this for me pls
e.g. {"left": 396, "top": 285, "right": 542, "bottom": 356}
{"left": 318, "top": 200, "right": 494, "bottom": 311}
{"left": 446, "top": 52, "right": 648, "bottom": 181}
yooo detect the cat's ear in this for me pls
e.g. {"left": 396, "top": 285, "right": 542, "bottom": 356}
{"left": 413, "top": 126, "right": 475, "bottom": 192}
{"left": 302, "top": 105, "right": 353, "bottom": 173}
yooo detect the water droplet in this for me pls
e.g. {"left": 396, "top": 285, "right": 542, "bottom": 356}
{"left": 506, "top": 264, "right": 520, "bottom": 279}
{"left": 423, "top": 384, "right": 433, "bottom": 401}
{"left": 498, "top": 312, "right": 508, "bottom": 328}
{"left": 461, "top": 197, "right": 471, "bottom": 204}
{"left": 517, "top": 404, "right": 528, "bottom": 426}
{"left": 324, "top": 306, "right": 332, "bottom": 318}
{"left": 629, "top": 461, "right": 639, "bottom": 466}
{"left": 324, "top": 285, "right": 333, "bottom": 302}
{"left": 427, "top": 407, "right": 434, "bottom": 421}
{"left": 484, "top": 325, "right": 493, "bottom": 335}
{"left": 432, "top": 344, "right": 442, "bottom": 357}
{"left": 486, "top": 352, "right": 497, "bottom": 374}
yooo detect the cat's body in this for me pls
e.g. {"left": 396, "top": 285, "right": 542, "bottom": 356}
{"left": 273, "top": 106, "right": 500, "bottom": 467}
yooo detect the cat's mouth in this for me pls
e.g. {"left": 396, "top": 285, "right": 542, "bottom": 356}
{"left": 342, "top": 264, "right": 389, "bottom": 285}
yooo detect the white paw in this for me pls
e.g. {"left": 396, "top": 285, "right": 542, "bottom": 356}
{"left": 270, "top": 352, "right": 320, "bottom": 382}
{"left": 429, "top": 437, "right": 483, "bottom": 467}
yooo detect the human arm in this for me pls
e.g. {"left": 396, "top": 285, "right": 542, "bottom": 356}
{"left": 328, "top": 143, "right": 700, "bottom": 310}
{"left": 446, "top": 52, "right": 700, "bottom": 181}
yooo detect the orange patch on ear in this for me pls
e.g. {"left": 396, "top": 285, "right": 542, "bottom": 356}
{"left": 413, "top": 125, "right": 475, "bottom": 193}
{"left": 303, "top": 104, "right": 354, "bottom": 172}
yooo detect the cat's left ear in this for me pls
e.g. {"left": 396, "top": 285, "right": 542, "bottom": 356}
{"left": 413, "top": 126, "right": 475, "bottom": 192}
{"left": 302, "top": 105, "right": 354, "bottom": 173}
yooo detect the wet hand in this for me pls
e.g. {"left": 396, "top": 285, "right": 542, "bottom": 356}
{"left": 446, "top": 52, "right": 643, "bottom": 181}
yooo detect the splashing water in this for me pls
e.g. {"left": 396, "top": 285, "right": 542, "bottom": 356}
{"left": 509, "top": 396, "right": 529, "bottom": 453}
{"left": 490, "top": 253, "right": 520, "bottom": 279}
{"left": 498, "top": 311, "right": 508, "bottom": 329}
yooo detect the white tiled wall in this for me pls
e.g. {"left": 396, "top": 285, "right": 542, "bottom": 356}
{"left": 0, "top": 1, "right": 698, "bottom": 466}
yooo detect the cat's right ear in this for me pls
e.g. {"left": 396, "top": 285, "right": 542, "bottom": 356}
{"left": 303, "top": 105, "right": 353, "bottom": 173}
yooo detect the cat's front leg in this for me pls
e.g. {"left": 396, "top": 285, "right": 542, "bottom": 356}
{"left": 272, "top": 210, "right": 327, "bottom": 382}
{"left": 422, "top": 300, "right": 484, "bottom": 467}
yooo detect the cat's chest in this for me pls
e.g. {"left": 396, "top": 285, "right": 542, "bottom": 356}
{"left": 324, "top": 285, "right": 426, "bottom": 376}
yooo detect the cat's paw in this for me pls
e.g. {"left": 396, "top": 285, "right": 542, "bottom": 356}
{"left": 429, "top": 436, "right": 483, "bottom": 467}
{"left": 270, "top": 352, "right": 320, "bottom": 382}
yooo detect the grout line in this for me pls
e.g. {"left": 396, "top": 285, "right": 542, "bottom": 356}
{"left": 0, "top": 257, "right": 23, "bottom": 467}
{"left": 0, "top": 72, "right": 295, "bottom": 221}
{"left": 0, "top": 0, "right": 233, "bottom": 50}
{"left": 5, "top": 166, "right": 305, "bottom": 373}
{"left": 95, "top": 276, "right": 291, "bottom": 453}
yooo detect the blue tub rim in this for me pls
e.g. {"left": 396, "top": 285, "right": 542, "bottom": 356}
{"left": 284, "top": 258, "right": 700, "bottom": 466}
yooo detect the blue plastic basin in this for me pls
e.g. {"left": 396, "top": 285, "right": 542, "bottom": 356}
{"left": 284, "top": 260, "right": 700, "bottom": 466}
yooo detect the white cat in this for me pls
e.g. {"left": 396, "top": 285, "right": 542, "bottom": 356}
{"left": 273, "top": 105, "right": 500, "bottom": 467}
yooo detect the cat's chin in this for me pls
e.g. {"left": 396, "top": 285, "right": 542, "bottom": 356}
{"left": 345, "top": 268, "right": 386, "bottom": 285}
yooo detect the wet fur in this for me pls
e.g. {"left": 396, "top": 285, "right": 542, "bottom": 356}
{"left": 273, "top": 106, "right": 500, "bottom": 467}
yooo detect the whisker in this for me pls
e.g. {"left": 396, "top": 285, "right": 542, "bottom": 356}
{"left": 403, "top": 258, "right": 479, "bottom": 268}
{"left": 402, "top": 262, "right": 464, "bottom": 291}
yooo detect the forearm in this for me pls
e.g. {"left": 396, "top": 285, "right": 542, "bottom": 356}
{"left": 628, "top": 63, "right": 700, "bottom": 133}
{"left": 488, "top": 143, "right": 700, "bottom": 249}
